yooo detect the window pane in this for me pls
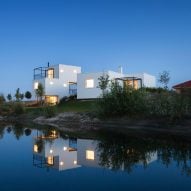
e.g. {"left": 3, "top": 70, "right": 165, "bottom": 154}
{"left": 86, "top": 150, "right": 94, "bottom": 160}
{"left": 86, "top": 79, "right": 94, "bottom": 88}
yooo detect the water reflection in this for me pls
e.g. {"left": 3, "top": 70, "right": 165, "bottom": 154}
{"left": 33, "top": 130, "right": 80, "bottom": 171}
{"left": 1, "top": 124, "right": 191, "bottom": 176}
{"left": 32, "top": 129, "right": 157, "bottom": 172}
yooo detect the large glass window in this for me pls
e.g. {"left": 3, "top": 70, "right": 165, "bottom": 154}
{"left": 86, "top": 150, "right": 95, "bottom": 160}
{"left": 34, "top": 82, "right": 39, "bottom": 90}
{"left": 45, "top": 96, "right": 58, "bottom": 105}
{"left": 47, "top": 68, "right": 54, "bottom": 79}
{"left": 47, "top": 156, "right": 54, "bottom": 165}
{"left": 85, "top": 79, "right": 94, "bottom": 88}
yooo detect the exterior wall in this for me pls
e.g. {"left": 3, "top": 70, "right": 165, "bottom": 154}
{"left": 77, "top": 139, "right": 100, "bottom": 168}
{"left": 126, "top": 73, "right": 156, "bottom": 87}
{"left": 33, "top": 64, "right": 156, "bottom": 100}
{"left": 77, "top": 71, "right": 124, "bottom": 99}
{"left": 33, "top": 137, "right": 80, "bottom": 171}
{"left": 33, "top": 64, "right": 81, "bottom": 100}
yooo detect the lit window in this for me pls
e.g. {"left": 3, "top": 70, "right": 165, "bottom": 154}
{"left": 63, "top": 83, "right": 67, "bottom": 87}
{"left": 51, "top": 130, "right": 57, "bottom": 138}
{"left": 50, "top": 81, "right": 54, "bottom": 85}
{"left": 34, "top": 82, "right": 38, "bottom": 90}
{"left": 47, "top": 69, "right": 54, "bottom": 79}
{"left": 33, "top": 144, "right": 38, "bottom": 152}
{"left": 63, "top": 147, "right": 67, "bottom": 151}
{"left": 86, "top": 150, "right": 94, "bottom": 160}
{"left": 47, "top": 156, "right": 54, "bottom": 165}
{"left": 45, "top": 96, "right": 58, "bottom": 105}
{"left": 85, "top": 79, "right": 94, "bottom": 88}
{"left": 60, "top": 69, "right": 64, "bottom": 73}
{"left": 73, "top": 69, "right": 77, "bottom": 73}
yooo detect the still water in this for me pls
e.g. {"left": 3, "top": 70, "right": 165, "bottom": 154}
{"left": 0, "top": 124, "right": 191, "bottom": 191}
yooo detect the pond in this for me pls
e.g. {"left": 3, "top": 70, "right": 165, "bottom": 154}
{"left": 0, "top": 124, "right": 191, "bottom": 191}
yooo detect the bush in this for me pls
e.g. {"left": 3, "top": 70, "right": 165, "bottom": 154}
{"left": 59, "top": 96, "right": 69, "bottom": 105}
{"left": 0, "top": 103, "right": 12, "bottom": 115}
{"left": 43, "top": 105, "right": 57, "bottom": 118}
{"left": 0, "top": 94, "right": 6, "bottom": 105}
{"left": 13, "top": 102, "right": 25, "bottom": 115}
{"left": 96, "top": 82, "right": 191, "bottom": 121}
{"left": 96, "top": 82, "right": 148, "bottom": 117}
{"left": 69, "top": 94, "right": 77, "bottom": 100}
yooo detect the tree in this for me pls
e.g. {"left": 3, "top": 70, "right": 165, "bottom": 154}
{"left": 15, "top": 88, "right": 22, "bottom": 101}
{"left": 0, "top": 94, "right": 5, "bottom": 105}
{"left": 158, "top": 71, "right": 170, "bottom": 89}
{"left": 98, "top": 73, "right": 109, "bottom": 95}
{"left": 25, "top": 91, "right": 32, "bottom": 100}
{"left": 20, "top": 93, "right": 24, "bottom": 101}
{"left": 35, "top": 83, "right": 44, "bottom": 105}
{"left": 7, "top": 94, "right": 12, "bottom": 102}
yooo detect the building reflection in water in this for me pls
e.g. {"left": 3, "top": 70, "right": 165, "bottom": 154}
{"left": 33, "top": 130, "right": 80, "bottom": 171}
{"left": 32, "top": 130, "right": 157, "bottom": 171}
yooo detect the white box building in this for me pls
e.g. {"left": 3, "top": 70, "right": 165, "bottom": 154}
{"left": 33, "top": 64, "right": 156, "bottom": 103}
{"left": 33, "top": 64, "right": 81, "bottom": 104}
{"left": 77, "top": 71, "right": 156, "bottom": 99}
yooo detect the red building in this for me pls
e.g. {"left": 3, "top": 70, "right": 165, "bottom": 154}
{"left": 172, "top": 80, "right": 191, "bottom": 93}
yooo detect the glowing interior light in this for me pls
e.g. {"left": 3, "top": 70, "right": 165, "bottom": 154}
{"left": 73, "top": 160, "right": 77, "bottom": 165}
{"left": 50, "top": 149, "right": 53, "bottom": 154}
{"left": 47, "top": 156, "right": 54, "bottom": 165}
{"left": 33, "top": 144, "right": 38, "bottom": 152}
{"left": 63, "top": 147, "right": 67, "bottom": 151}
{"left": 50, "top": 81, "right": 54, "bottom": 85}
{"left": 34, "top": 82, "right": 39, "bottom": 90}
{"left": 86, "top": 150, "right": 95, "bottom": 160}
{"left": 86, "top": 79, "right": 94, "bottom": 88}
{"left": 60, "top": 161, "right": 64, "bottom": 166}
{"left": 51, "top": 130, "right": 57, "bottom": 138}
{"left": 63, "top": 83, "right": 67, "bottom": 87}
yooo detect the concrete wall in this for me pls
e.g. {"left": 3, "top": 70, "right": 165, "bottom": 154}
{"left": 77, "top": 139, "right": 100, "bottom": 168}
{"left": 127, "top": 73, "right": 156, "bottom": 87}
{"left": 33, "top": 64, "right": 81, "bottom": 100}
{"left": 33, "top": 138, "right": 80, "bottom": 171}
{"left": 77, "top": 71, "right": 124, "bottom": 99}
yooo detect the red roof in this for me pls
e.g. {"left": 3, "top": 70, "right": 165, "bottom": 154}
{"left": 173, "top": 80, "right": 191, "bottom": 89}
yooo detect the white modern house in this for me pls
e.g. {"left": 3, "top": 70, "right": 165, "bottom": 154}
{"left": 33, "top": 64, "right": 156, "bottom": 103}
{"left": 33, "top": 64, "right": 81, "bottom": 104}
{"left": 33, "top": 131, "right": 81, "bottom": 171}
{"left": 77, "top": 70, "right": 156, "bottom": 99}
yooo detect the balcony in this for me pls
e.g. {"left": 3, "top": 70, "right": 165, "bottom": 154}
{"left": 34, "top": 67, "right": 54, "bottom": 80}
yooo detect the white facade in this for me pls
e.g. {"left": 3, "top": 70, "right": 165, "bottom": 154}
{"left": 33, "top": 137, "right": 81, "bottom": 171}
{"left": 33, "top": 64, "right": 81, "bottom": 103}
{"left": 33, "top": 64, "right": 156, "bottom": 101}
{"left": 77, "top": 71, "right": 124, "bottom": 99}
{"left": 127, "top": 73, "right": 156, "bottom": 88}
{"left": 77, "top": 71, "right": 156, "bottom": 99}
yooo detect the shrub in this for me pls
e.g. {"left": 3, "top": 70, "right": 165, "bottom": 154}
{"left": 96, "top": 82, "right": 148, "bottom": 117}
{"left": 0, "top": 94, "right": 6, "bottom": 105}
{"left": 13, "top": 102, "right": 25, "bottom": 115}
{"left": 96, "top": 82, "right": 191, "bottom": 122}
{"left": 43, "top": 105, "right": 57, "bottom": 118}
{"left": 0, "top": 103, "right": 12, "bottom": 115}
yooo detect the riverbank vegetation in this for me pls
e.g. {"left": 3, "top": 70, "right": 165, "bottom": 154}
{"left": 96, "top": 82, "right": 191, "bottom": 122}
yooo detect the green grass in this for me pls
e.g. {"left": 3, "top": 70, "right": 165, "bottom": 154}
{"left": 22, "top": 100, "right": 97, "bottom": 119}
{"left": 57, "top": 100, "right": 96, "bottom": 112}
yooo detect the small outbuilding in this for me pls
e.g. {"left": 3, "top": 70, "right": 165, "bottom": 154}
{"left": 172, "top": 80, "right": 191, "bottom": 93}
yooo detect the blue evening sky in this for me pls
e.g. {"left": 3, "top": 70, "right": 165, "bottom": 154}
{"left": 0, "top": 0, "right": 191, "bottom": 96}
